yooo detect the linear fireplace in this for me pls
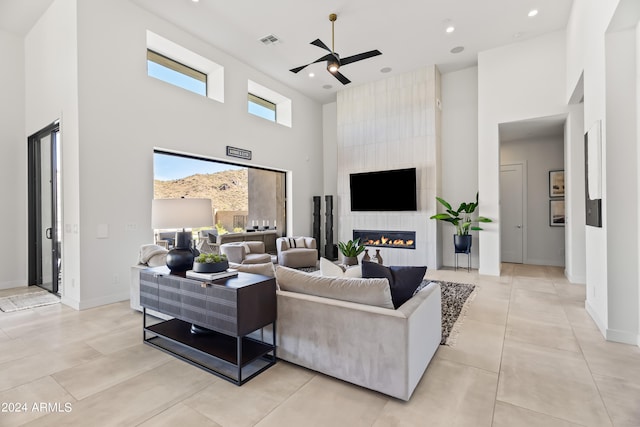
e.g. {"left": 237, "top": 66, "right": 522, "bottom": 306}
{"left": 353, "top": 229, "right": 416, "bottom": 250}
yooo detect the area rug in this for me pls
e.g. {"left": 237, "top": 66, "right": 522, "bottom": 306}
{"left": 0, "top": 291, "right": 60, "bottom": 313}
{"left": 437, "top": 281, "right": 477, "bottom": 346}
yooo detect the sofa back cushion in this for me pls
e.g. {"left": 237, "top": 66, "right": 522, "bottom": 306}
{"left": 276, "top": 265, "right": 394, "bottom": 309}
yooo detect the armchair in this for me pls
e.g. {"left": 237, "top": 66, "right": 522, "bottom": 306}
{"left": 220, "top": 241, "right": 272, "bottom": 265}
{"left": 276, "top": 237, "right": 318, "bottom": 268}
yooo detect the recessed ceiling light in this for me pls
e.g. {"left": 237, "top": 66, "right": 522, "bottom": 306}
{"left": 513, "top": 32, "right": 523, "bottom": 38}
{"left": 323, "top": 84, "right": 333, "bottom": 90}
{"left": 528, "top": 9, "right": 538, "bottom": 17}
{"left": 380, "top": 67, "right": 392, "bottom": 73}
{"left": 308, "top": 72, "right": 315, "bottom": 78}
{"left": 192, "top": 0, "right": 199, "bottom": 3}
{"left": 446, "top": 26, "right": 455, "bottom": 33}
{"left": 450, "top": 46, "right": 464, "bottom": 54}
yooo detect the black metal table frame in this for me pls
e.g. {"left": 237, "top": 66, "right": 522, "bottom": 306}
{"left": 143, "top": 308, "right": 277, "bottom": 386}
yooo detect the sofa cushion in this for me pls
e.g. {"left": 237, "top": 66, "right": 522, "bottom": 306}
{"left": 276, "top": 265, "right": 394, "bottom": 309}
{"left": 361, "top": 262, "right": 427, "bottom": 309}
{"left": 319, "top": 257, "right": 362, "bottom": 278}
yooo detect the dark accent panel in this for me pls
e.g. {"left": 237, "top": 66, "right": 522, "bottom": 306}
{"left": 584, "top": 133, "right": 602, "bottom": 227}
{"left": 312, "top": 196, "right": 321, "bottom": 259}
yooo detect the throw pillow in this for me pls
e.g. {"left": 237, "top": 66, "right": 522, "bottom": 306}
{"left": 295, "top": 237, "right": 307, "bottom": 248}
{"left": 231, "top": 262, "right": 275, "bottom": 278}
{"left": 361, "top": 261, "right": 427, "bottom": 309}
{"left": 389, "top": 266, "right": 428, "bottom": 308}
{"left": 319, "top": 257, "right": 362, "bottom": 278}
{"left": 275, "top": 265, "right": 394, "bottom": 309}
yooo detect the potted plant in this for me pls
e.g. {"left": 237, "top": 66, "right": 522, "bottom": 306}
{"left": 193, "top": 252, "right": 229, "bottom": 273}
{"left": 430, "top": 193, "right": 492, "bottom": 253}
{"left": 338, "top": 238, "right": 365, "bottom": 266}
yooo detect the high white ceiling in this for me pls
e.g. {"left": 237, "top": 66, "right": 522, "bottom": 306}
{"left": 1, "top": 0, "right": 573, "bottom": 138}
{"left": 2, "top": 0, "right": 573, "bottom": 104}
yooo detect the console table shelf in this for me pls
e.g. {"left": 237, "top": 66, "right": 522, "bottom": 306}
{"left": 140, "top": 267, "right": 277, "bottom": 385}
{"left": 145, "top": 318, "right": 275, "bottom": 366}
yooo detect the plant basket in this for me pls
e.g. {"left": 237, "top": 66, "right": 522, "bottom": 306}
{"left": 193, "top": 260, "right": 229, "bottom": 273}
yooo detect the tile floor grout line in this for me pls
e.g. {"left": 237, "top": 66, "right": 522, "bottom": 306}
{"left": 489, "top": 265, "right": 514, "bottom": 427}
{"left": 563, "top": 298, "right": 617, "bottom": 427}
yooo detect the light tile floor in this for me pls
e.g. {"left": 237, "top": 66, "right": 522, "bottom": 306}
{"left": 1, "top": 264, "right": 639, "bottom": 426}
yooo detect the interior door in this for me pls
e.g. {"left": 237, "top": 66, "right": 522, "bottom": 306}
{"left": 28, "top": 122, "right": 62, "bottom": 294}
{"left": 500, "top": 163, "right": 524, "bottom": 263}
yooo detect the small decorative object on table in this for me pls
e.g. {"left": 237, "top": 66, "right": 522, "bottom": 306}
{"left": 375, "top": 249, "right": 383, "bottom": 265}
{"left": 362, "top": 249, "right": 371, "bottom": 262}
{"left": 192, "top": 253, "right": 229, "bottom": 273}
{"left": 338, "top": 238, "right": 365, "bottom": 266}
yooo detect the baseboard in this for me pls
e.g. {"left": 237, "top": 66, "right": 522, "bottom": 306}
{"left": 585, "top": 300, "right": 607, "bottom": 337}
{"left": 0, "top": 280, "right": 28, "bottom": 290}
{"left": 525, "top": 258, "right": 564, "bottom": 267}
{"left": 564, "top": 269, "right": 586, "bottom": 285}
{"left": 72, "top": 292, "right": 130, "bottom": 311}
{"left": 606, "top": 328, "right": 640, "bottom": 346}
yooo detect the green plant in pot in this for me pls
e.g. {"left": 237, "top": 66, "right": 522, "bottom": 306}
{"left": 430, "top": 192, "right": 492, "bottom": 253}
{"left": 338, "top": 238, "right": 365, "bottom": 266}
{"left": 193, "top": 252, "right": 229, "bottom": 273}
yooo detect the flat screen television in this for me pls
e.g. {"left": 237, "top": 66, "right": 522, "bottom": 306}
{"left": 350, "top": 168, "right": 417, "bottom": 211}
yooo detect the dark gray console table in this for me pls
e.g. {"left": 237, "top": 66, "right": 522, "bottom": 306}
{"left": 139, "top": 266, "right": 277, "bottom": 385}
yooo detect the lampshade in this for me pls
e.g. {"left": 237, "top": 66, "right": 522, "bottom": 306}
{"left": 151, "top": 198, "right": 213, "bottom": 230}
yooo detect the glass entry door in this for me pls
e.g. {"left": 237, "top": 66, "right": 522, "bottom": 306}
{"left": 28, "top": 122, "right": 62, "bottom": 294}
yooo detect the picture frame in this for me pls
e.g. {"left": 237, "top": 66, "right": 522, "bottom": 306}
{"left": 549, "top": 170, "right": 564, "bottom": 198}
{"left": 549, "top": 199, "right": 565, "bottom": 227}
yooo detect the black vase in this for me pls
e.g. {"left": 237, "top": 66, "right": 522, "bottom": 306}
{"left": 454, "top": 235, "right": 472, "bottom": 254}
{"left": 166, "top": 248, "right": 195, "bottom": 273}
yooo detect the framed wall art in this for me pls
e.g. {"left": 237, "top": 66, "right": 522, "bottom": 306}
{"left": 549, "top": 170, "right": 564, "bottom": 198}
{"left": 549, "top": 199, "right": 565, "bottom": 227}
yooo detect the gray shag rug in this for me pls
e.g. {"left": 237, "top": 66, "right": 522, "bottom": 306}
{"left": 0, "top": 290, "right": 60, "bottom": 313}
{"left": 436, "top": 281, "right": 476, "bottom": 345}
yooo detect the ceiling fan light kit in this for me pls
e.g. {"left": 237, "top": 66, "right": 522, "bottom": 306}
{"left": 290, "top": 13, "right": 382, "bottom": 85}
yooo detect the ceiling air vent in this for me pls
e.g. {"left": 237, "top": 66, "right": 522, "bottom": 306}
{"left": 259, "top": 34, "right": 281, "bottom": 45}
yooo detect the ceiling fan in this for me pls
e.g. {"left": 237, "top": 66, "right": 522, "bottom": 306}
{"left": 289, "top": 13, "right": 382, "bottom": 85}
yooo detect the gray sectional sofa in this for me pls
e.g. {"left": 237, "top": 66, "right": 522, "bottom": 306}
{"left": 273, "top": 265, "right": 442, "bottom": 401}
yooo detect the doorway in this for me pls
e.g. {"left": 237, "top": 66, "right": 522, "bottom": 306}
{"left": 28, "top": 122, "right": 62, "bottom": 294}
{"left": 500, "top": 163, "right": 525, "bottom": 263}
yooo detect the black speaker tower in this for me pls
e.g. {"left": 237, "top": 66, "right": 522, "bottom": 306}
{"left": 324, "top": 195, "right": 337, "bottom": 260}
{"left": 312, "top": 196, "right": 321, "bottom": 259}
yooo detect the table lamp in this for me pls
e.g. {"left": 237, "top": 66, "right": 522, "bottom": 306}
{"left": 152, "top": 198, "right": 213, "bottom": 272}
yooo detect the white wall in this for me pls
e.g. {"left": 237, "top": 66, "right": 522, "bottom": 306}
{"left": 565, "top": 103, "right": 586, "bottom": 284}
{"left": 336, "top": 66, "right": 440, "bottom": 267}
{"left": 22, "top": 0, "right": 323, "bottom": 309}
{"left": 440, "top": 67, "right": 479, "bottom": 268}
{"left": 605, "top": 26, "right": 639, "bottom": 344}
{"left": 0, "top": 29, "right": 27, "bottom": 290}
{"left": 478, "top": 31, "right": 568, "bottom": 276}
{"left": 322, "top": 102, "right": 338, "bottom": 255}
{"left": 500, "top": 136, "right": 565, "bottom": 267}
{"left": 566, "top": 0, "right": 640, "bottom": 345}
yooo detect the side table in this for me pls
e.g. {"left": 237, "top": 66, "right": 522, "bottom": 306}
{"left": 140, "top": 267, "right": 277, "bottom": 385}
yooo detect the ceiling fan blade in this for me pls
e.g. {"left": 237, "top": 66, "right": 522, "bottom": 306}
{"left": 330, "top": 70, "right": 351, "bottom": 85}
{"left": 340, "top": 50, "right": 382, "bottom": 66}
{"left": 310, "top": 38, "right": 332, "bottom": 52}
{"left": 290, "top": 54, "right": 335, "bottom": 73}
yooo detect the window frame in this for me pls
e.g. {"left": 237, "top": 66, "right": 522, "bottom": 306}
{"left": 248, "top": 93, "right": 277, "bottom": 122}
{"left": 147, "top": 49, "right": 207, "bottom": 95}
